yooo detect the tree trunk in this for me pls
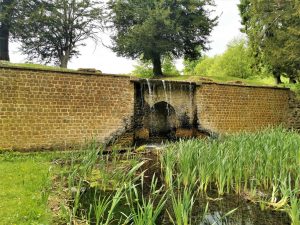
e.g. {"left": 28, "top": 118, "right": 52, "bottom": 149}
{"left": 0, "top": 0, "right": 11, "bottom": 61}
{"left": 274, "top": 71, "right": 282, "bottom": 85}
{"left": 289, "top": 77, "right": 297, "bottom": 84}
{"left": 0, "top": 25, "right": 10, "bottom": 61}
{"left": 151, "top": 53, "right": 163, "bottom": 76}
{"left": 60, "top": 52, "right": 69, "bottom": 68}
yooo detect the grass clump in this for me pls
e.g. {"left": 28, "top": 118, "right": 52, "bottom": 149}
{"left": 160, "top": 127, "right": 300, "bottom": 224}
{"left": 1, "top": 128, "right": 298, "bottom": 224}
{"left": 0, "top": 60, "right": 76, "bottom": 72}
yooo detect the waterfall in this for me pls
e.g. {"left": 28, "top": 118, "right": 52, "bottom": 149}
{"left": 146, "top": 78, "right": 153, "bottom": 107}
{"left": 168, "top": 83, "right": 172, "bottom": 105}
{"left": 162, "top": 80, "right": 170, "bottom": 115}
{"left": 189, "top": 82, "right": 193, "bottom": 123}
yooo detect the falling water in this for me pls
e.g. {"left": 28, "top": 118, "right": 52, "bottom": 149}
{"left": 140, "top": 84, "right": 144, "bottom": 108}
{"left": 162, "top": 80, "right": 170, "bottom": 115}
{"left": 189, "top": 82, "right": 193, "bottom": 123}
{"left": 168, "top": 83, "right": 172, "bottom": 105}
{"left": 146, "top": 78, "right": 153, "bottom": 107}
{"left": 146, "top": 79, "right": 155, "bottom": 134}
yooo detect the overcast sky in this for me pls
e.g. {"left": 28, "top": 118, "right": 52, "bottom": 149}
{"left": 10, "top": 0, "right": 244, "bottom": 74}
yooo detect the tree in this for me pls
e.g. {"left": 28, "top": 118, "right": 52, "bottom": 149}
{"left": 0, "top": 0, "right": 14, "bottom": 61}
{"left": 15, "top": 0, "right": 103, "bottom": 68}
{"left": 132, "top": 56, "right": 180, "bottom": 77}
{"left": 162, "top": 56, "right": 180, "bottom": 76}
{"left": 108, "top": 0, "right": 217, "bottom": 76}
{"left": 238, "top": 0, "right": 300, "bottom": 84}
{"left": 193, "top": 39, "right": 260, "bottom": 79}
{"left": 183, "top": 59, "right": 200, "bottom": 75}
{"left": 194, "top": 55, "right": 216, "bottom": 76}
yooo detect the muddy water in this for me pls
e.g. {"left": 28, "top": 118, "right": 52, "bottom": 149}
{"left": 79, "top": 152, "right": 290, "bottom": 225}
{"left": 142, "top": 153, "right": 290, "bottom": 225}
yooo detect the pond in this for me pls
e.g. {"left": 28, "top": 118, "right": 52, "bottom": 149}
{"left": 72, "top": 149, "right": 291, "bottom": 225}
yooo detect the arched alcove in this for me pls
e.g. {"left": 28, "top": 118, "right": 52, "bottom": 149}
{"left": 148, "top": 101, "right": 177, "bottom": 138}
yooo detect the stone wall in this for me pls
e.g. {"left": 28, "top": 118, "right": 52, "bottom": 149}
{"left": 196, "top": 82, "right": 290, "bottom": 133}
{"left": 288, "top": 92, "right": 300, "bottom": 131}
{"left": 0, "top": 66, "right": 297, "bottom": 151}
{"left": 0, "top": 66, "right": 134, "bottom": 151}
{"left": 133, "top": 80, "right": 198, "bottom": 141}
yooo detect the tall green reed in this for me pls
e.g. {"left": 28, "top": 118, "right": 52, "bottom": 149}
{"left": 125, "top": 175, "right": 167, "bottom": 225}
{"left": 160, "top": 127, "right": 300, "bottom": 224}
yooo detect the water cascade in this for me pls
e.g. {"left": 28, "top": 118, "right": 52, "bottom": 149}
{"left": 162, "top": 80, "right": 170, "bottom": 115}
{"left": 168, "top": 83, "right": 172, "bottom": 105}
{"left": 146, "top": 79, "right": 153, "bottom": 107}
{"left": 189, "top": 82, "right": 193, "bottom": 122}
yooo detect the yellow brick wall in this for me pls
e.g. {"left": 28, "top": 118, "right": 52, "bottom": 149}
{"left": 0, "top": 66, "right": 296, "bottom": 151}
{"left": 196, "top": 83, "right": 290, "bottom": 133}
{"left": 0, "top": 67, "right": 134, "bottom": 151}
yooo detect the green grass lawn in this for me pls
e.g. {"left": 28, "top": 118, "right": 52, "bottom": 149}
{"left": 0, "top": 128, "right": 299, "bottom": 224}
{"left": 0, "top": 60, "right": 76, "bottom": 72}
{"left": 0, "top": 153, "right": 52, "bottom": 225}
{"left": 162, "top": 74, "right": 278, "bottom": 86}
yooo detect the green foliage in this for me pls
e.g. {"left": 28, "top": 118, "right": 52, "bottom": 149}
{"left": 219, "top": 39, "right": 255, "bottom": 78}
{"left": 238, "top": 0, "right": 300, "bottom": 83}
{"left": 161, "top": 127, "right": 300, "bottom": 223}
{"left": 1, "top": 130, "right": 299, "bottom": 224}
{"left": 0, "top": 60, "right": 76, "bottom": 71}
{"left": 0, "top": 153, "right": 51, "bottom": 224}
{"left": 14, "top": 0, "right": 103, "bottom": 68}
{"left": 194, "top": 39, "right": 259, "bottom": 79}
{"left": 194, "top": 56, "right": 217, "bottom": 76}
{"left": 162, "top": 57, "right": 180, "bottom": 76}
{"left": 132, "top": 61, "right": 154, "bottom": 78}
{"left": 182, "top": 59, "right": 200, "bottom": 76}
{"left": 108, "top": 0, "right": 217, "bottom": 76}
{"left": 132, "top": 57, "right": 180, "bottom": 77}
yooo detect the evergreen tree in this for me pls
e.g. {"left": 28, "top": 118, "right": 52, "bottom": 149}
{"left": 238, "top": 0, "right": 300, "bottom": 83}
{"left": 108, "top": 0, "right": 217, "bottom": 76}
{"left": 11, "top": 0, "right": 103, "bottom": 68}
{"left": 0, "top": 0, "right": 14, "bottom": 60}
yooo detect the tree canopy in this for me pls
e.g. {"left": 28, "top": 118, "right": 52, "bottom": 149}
{"left": 108, "top": 0, "right": 217, "bottom": 76}
{"left": 193, "top": 39, "right": 257, "bottom": 79}
{"left": 13, "top": 0, "right": 103, "bottom": 68}
{"left": 238, "top": 0, "right": 300, "bottom": 83}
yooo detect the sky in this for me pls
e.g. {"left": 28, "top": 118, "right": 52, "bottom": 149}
{"left": 10, "top": 0, "right": 244, "bottom": 74}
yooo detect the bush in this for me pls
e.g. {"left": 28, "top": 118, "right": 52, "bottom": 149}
{"left": 132, "top": 57, "right": 180, "bottom": 77}
{"left": 193, "top": 39, "right": 256, "bottom": 79}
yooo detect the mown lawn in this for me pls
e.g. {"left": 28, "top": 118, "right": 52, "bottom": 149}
{"left": 0, "top": 153, "right": 52, "bottom": 225}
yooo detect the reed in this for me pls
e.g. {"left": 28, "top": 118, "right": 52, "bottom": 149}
{"left": 160, "top": 127, "right": 300, "bottom": 223}
{"left": 168, "top": 185, "right": 195, "bottom": 225}
{"left": 125, "top": 175, "right": 167, "bottom": 225}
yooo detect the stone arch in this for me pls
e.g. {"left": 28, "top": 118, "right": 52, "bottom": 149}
{"left": 147, "top": 101, "right": 177, "bottom": 138}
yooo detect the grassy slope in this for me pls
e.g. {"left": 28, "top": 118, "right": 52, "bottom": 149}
{"left": 163, "top": 74, "right": 278, "bottom": 86}
{"left": 0, "top": 153, "right": 52, "bottom": 225}
{"left": 0, "top": 60, "right": 76, "bottom": 72}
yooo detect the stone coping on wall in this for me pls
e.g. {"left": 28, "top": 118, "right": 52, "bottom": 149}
{"left": 196, "top": 81, "right": 290, "bottom": 90}
{"left": 0, "top": 64, "right": 133, "bottom": 79}
{"left": 130, "top": 78, "right": 197, "bottom": 86}
{"left": 0, "top": 65, "right": 290, "bottom": 91}
{"left": 131, "top": 78, "right": 290, "bottom": 91}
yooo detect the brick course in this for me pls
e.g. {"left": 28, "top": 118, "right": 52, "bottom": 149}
{"left": 196, "top": 83, "right": 290, "bottom": 133}
{"left": 0, "top": 66, "right": 134, "bottom": 150}
{"left": 288, "top": 92, "right": 300, "bottom": 130}
{"left": 0, "top": 66, "right": 298, "bottom": 151}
